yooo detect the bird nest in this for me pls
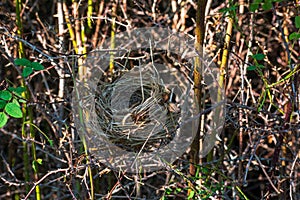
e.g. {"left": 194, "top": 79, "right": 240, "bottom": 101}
{"left": 94, "top": 66, "right": 181, "bottom": 153}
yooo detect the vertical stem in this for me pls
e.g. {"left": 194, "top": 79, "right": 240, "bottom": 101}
{"left": 219, "top": 16, "right": 232, "bottom": 110}
{"left": 16, "top": 0, "right": 41, "bottom": 195}
{"left": 106, "top": 0, "right": 118, "bottom": 193}
{"left": 56, "top": 2, "right": 66, "bottom": 199}
{"left": 15, "top": 0, "right": 30, "bottom": 196}
{"left": 57, "top": 0, "right": 65, "bottom": 137}
{"left": 92, "top": 0, "right": 104, "bottom": 48}
{"left": 134, "top": 174, "right": 141, "bottom": 198}
{"left": 71, "top": 1, "right": 94, "bottom": 198}
{"left": 30, "top": 114, "right": 41, "bottom": 200}
{"left": 82, "top": 137, "right": 94, "bottom": 200}
{"left": 189, "top": 0, "right": 206, "bottom": 195}
{"left": 87, "top": 0, "right": 93, "bottom": 32}
{"left": 15, "top": 0, "right": 24, "bottom": 58}
{"left": 63, "top": 1, "right": 78, "bottom": 53}
{"left": 236, "top": 3, "right": 245, "bottom": 189}
{"left": 171, "top": 0, "right": 178, "bottom": 30}
{"left": 109, "top": 0, "right": 117, "bottom": 75}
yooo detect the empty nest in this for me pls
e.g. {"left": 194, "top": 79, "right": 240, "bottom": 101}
{"left": 94, "top": 70, "right": 181, "bottom": 153}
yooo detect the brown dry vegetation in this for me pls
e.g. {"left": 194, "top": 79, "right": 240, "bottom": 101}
{"left": 0, "top": 0, "right": 299, "bottom": 199}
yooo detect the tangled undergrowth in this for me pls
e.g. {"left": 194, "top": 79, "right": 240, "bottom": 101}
{"left": 0, "top": 0, "right": 299, "bottom": 199}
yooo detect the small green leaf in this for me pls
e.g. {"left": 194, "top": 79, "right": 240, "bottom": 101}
{"left": 12, "top": 98, "right": 20, "bottom": 106}
{"left": 13, "top": 86, "right": 26, "bottom": 98}
{"left": 187, "top": 190, "right": 195, "bottom": 199}
{"left": 15, "top": 87, "right": 26, "bottom": 94}
{"left": 32, "top": 160, "right": 37, "bottom": 173}
{"left": 0, "top": 112, "right": 8, "bottom": 128}
{"left": 49, "top": 140, "right": 54, "bottom": 147}
{"left": 257, "top": 64, "right": 265, "bottom": 69}
{"left": 14, "top": 58, "right": 31, "bottom": 67}
{"left": 175, "top": 187, "right": 182, "bottom": 193}
{"left": 22, "top": 67, "right": 33, "bottom": 77}
{"left": 289, "top": 32, "right": 300, "bottom": 40}
{"left": 165, "top": 188, "right": 172, "bottom": 195}
{"left": 5, "top": 102, "right": 23, "bottom": 118}
{"left": 31, "top": 62, "right": 44, "bottom": 70}
{"left": 8, "top": 87, "right": 16, "bottom": 92}
{"left": 247, "top": 65, "right": 257, "bottom": 71}
{"left": 252, "top": 53, "right": 265, "bottom": 61}
{"left": 0, "top": 100, "right": 6, "bottom": 109}
{"left": 18, "top": 99, "right": 27, "bottom": 103}
{"left": 32, "top": 159, "right": 43, "bottom": 173}
{"left": 295, "top": 16, "right": 300, "bottom": 29}
{"left": 0, "top": 90, "right": 12, "bottom": 101}
{"left": 250, "top": 3, "right": 259, "bottom": 12}
{"left": 36, "top": 158, "right": 43, "bottom": 165}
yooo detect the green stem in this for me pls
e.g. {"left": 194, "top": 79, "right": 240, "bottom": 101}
{"left": 109, "top": 1, "right": 117, "bottom": 74}
{"left": 87, "top": 0, "right": 93, "bottom": 31}
{"left": 15, "top": 0, "right": 30, "bottom": 195}
{"left": 23, "top": 121, "right": 53, "bottom": 146}
{"left": 15, "top": 1, "right": 41, "bottom": 196}
{"left": 15, "top": 0, "right": 24, "bottom": 58}
{"left": 73, "top": 70, "right": 94, "bottom": 199}
{"left": 29, "top": 107, "right": 41, "bottom": 200}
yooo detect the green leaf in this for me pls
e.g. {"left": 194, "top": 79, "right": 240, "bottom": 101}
{"left": 247, "top": 65, "right": 257, "bottom": 71}
{"left": 31, "top": 62, "right": 44, "bottom": 70}
{"left": 252, "top": 53, "right": 265, "bottom": 60}
{"left": 32, "top": 159, "right": 43, "bottom": 173}
{"left": 8, "top": 87, "right": 16, "bottom": 92}
{"left": 12, "top": 86, "right": 26, "bottom": 98}
{"left": 0, "top": 112, "right": 8, "bottom": 128}
{"left": 250, "top": 3, "right": 259, "bottom": 12}
{"left": 295, "top": 16, "right": 300, "bottom": 29}
{"left": 5, "top": 102, "right": 23, "bottom": 118}
{"left": 22, "top": 67, "right": 33, "bottom": 78}
{"left": 49, "top": 140, "right": 54, "bottom": 147}
{"left": 262, "top": 2, "right": 272, "bottom": 11}
{"left": 15, "top": 87, "right": 26, "bottom": 94}
{"left": 36, "top": 158, "right": 43, "bottom": 165}
{"left": 12, "top": 98, "right": 20, "bottom": 106}
{"left": 18, "top": 99, "right": 27, "bottom": 103}
{"left": 175, "top": 187, "right": 182, "bottom": 193}
{"left": 289, "top": 32, "right": 300, "bottom": 40}
{"left": 187, "top": 190, "right": 195, "bottom": 199}
{"left": 14, "top": 58, "right": 31, "bottom": 67}
{"left": 32, "top": 160, "right": 38, "bottom": 173}
{"left": 257, "top": 64, "right": 265, "bottom": 69}
{"left": 0, "top": 100, "right": 6, "bottom": 109}
{"left": 0, "top": 90, "right": 12, "bottom": 101}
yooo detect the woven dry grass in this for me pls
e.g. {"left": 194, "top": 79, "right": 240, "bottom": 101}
{"left": 93, "top": 52, "right": 182, "bottom": 153}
